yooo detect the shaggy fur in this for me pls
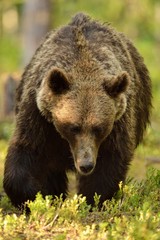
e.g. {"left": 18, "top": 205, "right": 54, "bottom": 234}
{"left": 3, "top": 13, "right": 152, "bottom": 207}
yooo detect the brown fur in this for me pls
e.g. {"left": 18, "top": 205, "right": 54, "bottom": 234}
{"left": 3, "top": 13, "right": 152, "bottom": 207}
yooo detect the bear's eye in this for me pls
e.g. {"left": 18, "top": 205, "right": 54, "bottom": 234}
{"left": 92, "top": 126, "right": 104, "bottom": 137}
{"left": 68, "top": 125, "right": 82, "bottom": 134}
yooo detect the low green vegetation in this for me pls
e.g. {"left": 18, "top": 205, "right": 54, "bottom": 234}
{"left": 0, "top": 168, "right": 159, "bottom": 240}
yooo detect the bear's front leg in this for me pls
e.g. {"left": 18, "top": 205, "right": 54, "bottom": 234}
{"left": 3, "top": 140, "right": 69, "bottom": 208}
{"left": 43, "top": 170, "right": 68, "bottom": 200}
{"left": 3, "top": 143, "right": 68, "bottom": 207}
{"left": 3, "top": 142, "right": 45, "bottom": 207}
{"left": 77, "top": 167, "right": 120, "bottom": 208}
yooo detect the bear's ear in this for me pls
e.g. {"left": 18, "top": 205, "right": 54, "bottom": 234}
{"left": 103, "top": 72, "right": 130, "bottom": 97}
{"left": 48, "top": 68, "right": 70, "bottom": 94}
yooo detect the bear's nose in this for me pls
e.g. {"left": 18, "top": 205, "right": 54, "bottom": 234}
{"left": 79, "top": 162, "right": 94, "bottom": 174}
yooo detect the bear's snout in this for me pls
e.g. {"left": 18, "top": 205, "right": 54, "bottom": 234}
{"left": 76, "top": 151, "right": 96, "bottom": 175}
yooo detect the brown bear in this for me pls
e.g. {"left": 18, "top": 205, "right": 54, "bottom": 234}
{"left": 3, "top": 13, "right": 152, "bottom": 208}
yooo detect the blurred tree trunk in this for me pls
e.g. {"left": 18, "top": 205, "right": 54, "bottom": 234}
{"left": 22, "top": 0, "right": 52, "bottom": 66}
{"left": 4, "top": 75, "right": 18, "bottom": 116}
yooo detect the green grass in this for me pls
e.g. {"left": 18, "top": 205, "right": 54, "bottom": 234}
{"left": 0, "top": 168, "right": 159, "bottom": 240}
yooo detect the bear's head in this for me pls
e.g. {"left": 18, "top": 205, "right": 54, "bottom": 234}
{"left": 37, "top": 67, "right": 130, "bottom": 175}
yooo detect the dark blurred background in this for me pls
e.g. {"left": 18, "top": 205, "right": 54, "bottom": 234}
{"left": 0, "top": 0, "right": 160, "bottom": 187}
